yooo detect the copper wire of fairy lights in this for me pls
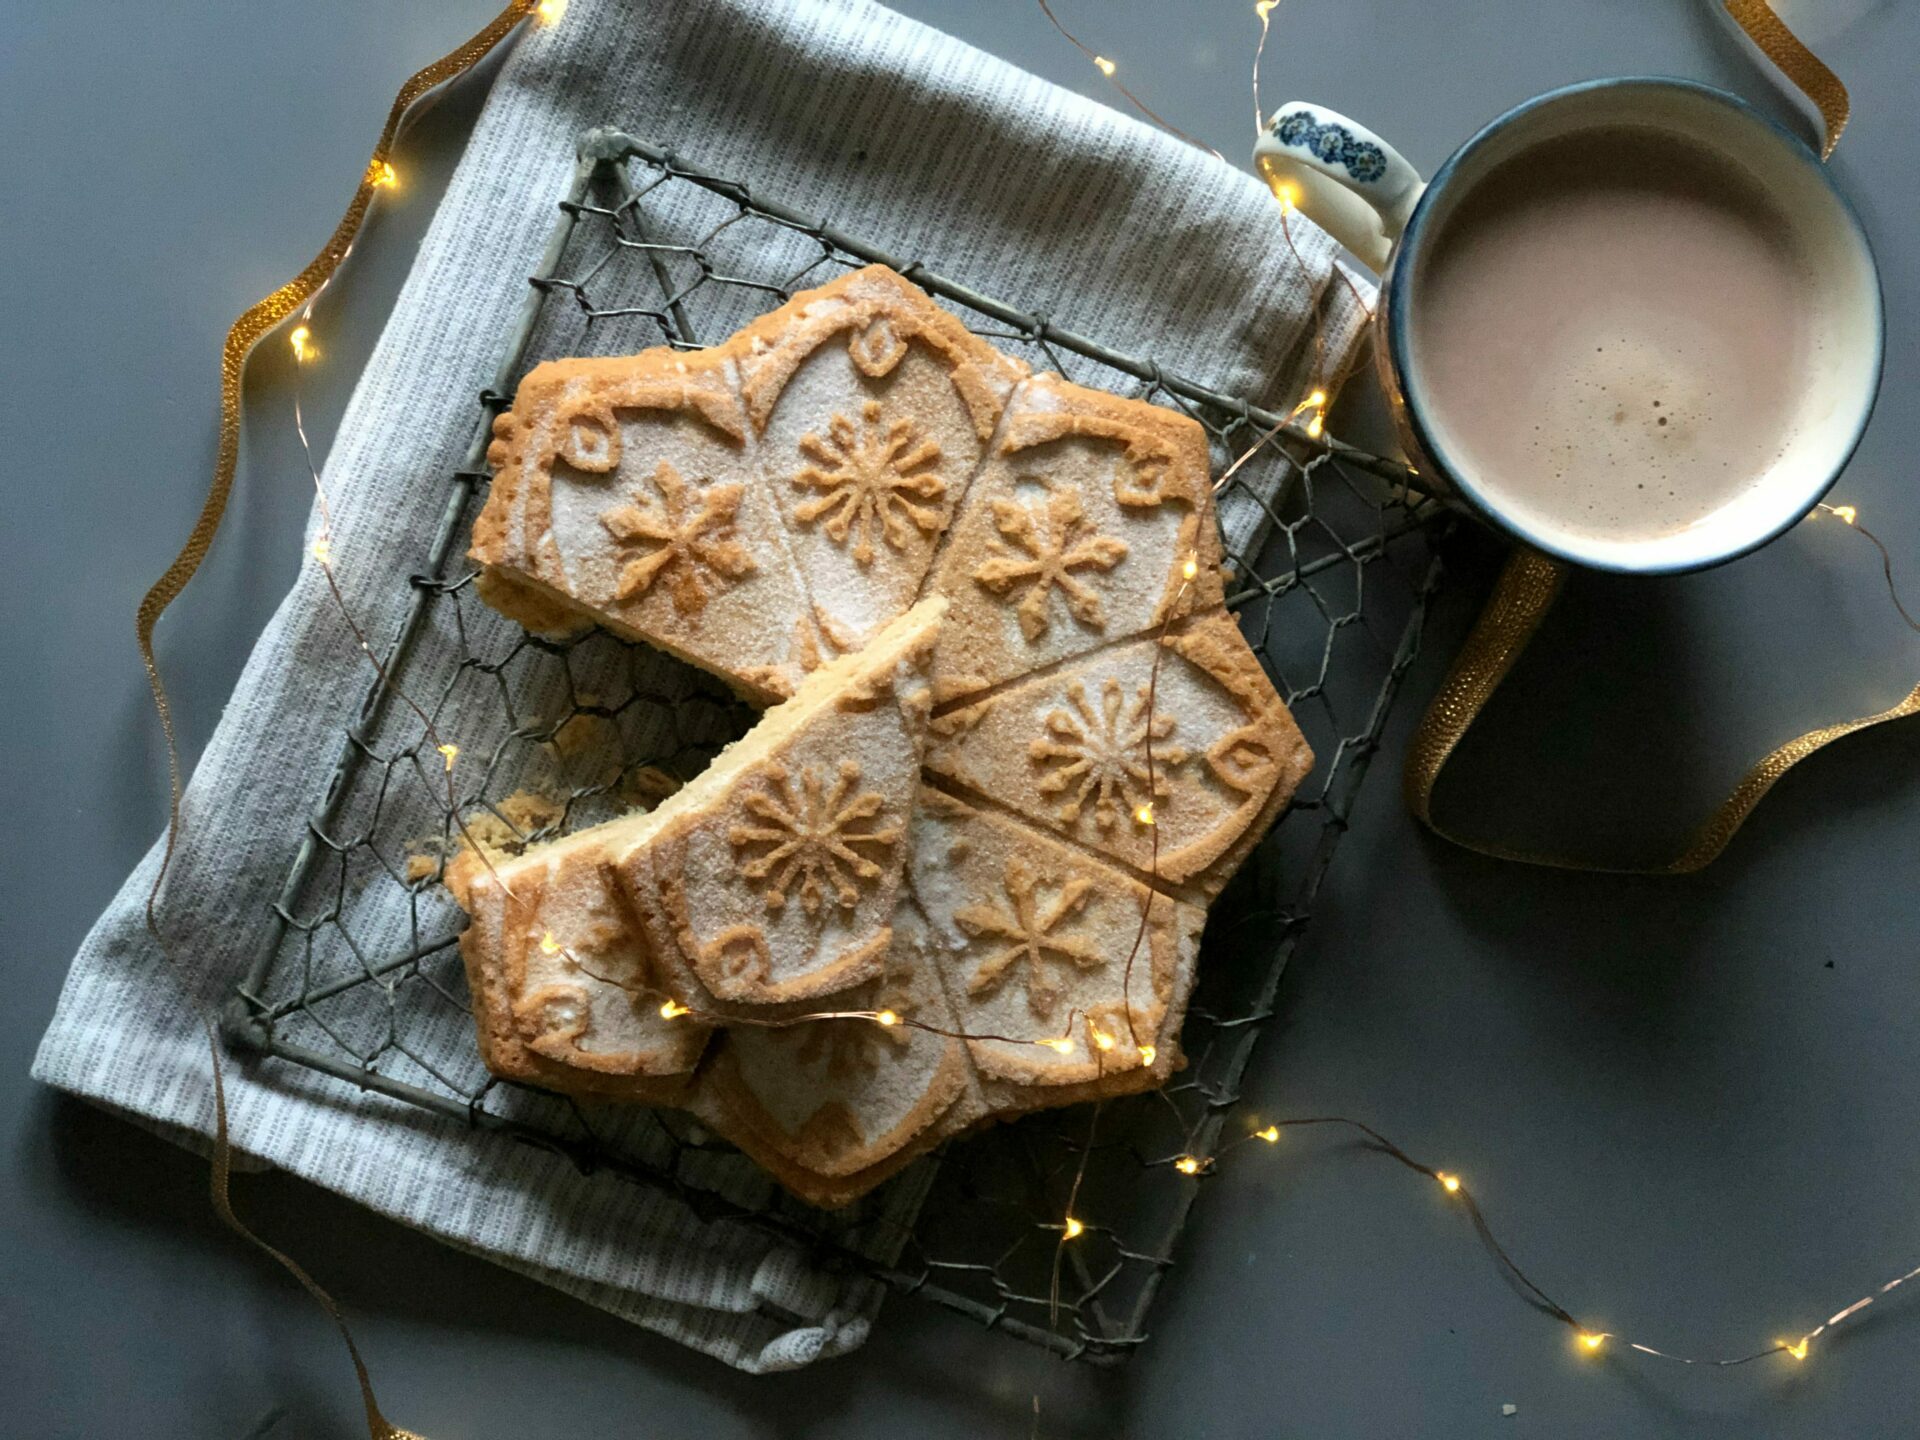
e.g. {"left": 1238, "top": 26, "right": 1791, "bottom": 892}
{"left": 1033, "top": 0, "right": 1225, "bottom": 162}
{"left": 1815, "top": 502, "right": 1920, "bottom": 632}
{"left": 1024, "top": 42, "right": 1375, "bottom": 1316}
{"left": 1177, "top": 1114, "right": 1920, "bottom": 1368}
{"left": 129, "top": 0, "right": 1918, "bottom": 1416}
{"left": 1025, "top": 0, "right": 1920, "bottom": 1374}
{"left": 1251, "top": 1, "right": 1278, "bottom": 139}
{"left": 1048, "top": 558, "right": 1200, "bottom": 1319}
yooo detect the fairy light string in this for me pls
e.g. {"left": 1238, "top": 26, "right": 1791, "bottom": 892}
{"left": 1161, "top": 1111, "right": 1920, "bottom": 1368}
{"left": 1815, "top": 501, "right": 1920, "bottom": 632}
{"left": 131, "top": 7, "right": 550, "bottom": 1440}
{"left": 1046, "top": 556, "right": 1200, "bottom": 1316}
{"left": 133, "top": 0, "right": 1910, "bottom": 1408}
{"left": 1251, "top": 1, "right": 1279, "bottom": 137}
{"left": 291, "top": 298, "right": 503, "bottom": 899}
{"left": 1034, "top": 0, "right": 1224, "bottom": 161}
{"left": 1027, "top": 0, "right": 1920, "bottom": 1377}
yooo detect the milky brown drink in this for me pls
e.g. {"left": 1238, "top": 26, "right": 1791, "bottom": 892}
{"left": 1409, "top": 125, "right": 1818, "bottom": 548}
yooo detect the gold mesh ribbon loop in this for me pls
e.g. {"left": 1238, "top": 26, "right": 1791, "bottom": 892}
{"left": 137, "top": 6, "right": 537, "bottom": 1437}
{"left": 1405, "top": 6, "right": 1902, "bottom": 874}
{"left": 1405, "top": 551, "right": 1920, "bottom": 874}
{"left": 1724, "top": 0, "right": 1851, "bottom": 158}
{"left": 204, "top": 1026, "right": 426, "bottom": 1440}
{"left": 138, "top": 0, "right": 536, "bottom": 913}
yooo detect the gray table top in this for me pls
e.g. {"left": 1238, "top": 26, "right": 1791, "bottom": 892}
{"left": 5, "top": 2, "right": 1916, "bottom": 1436}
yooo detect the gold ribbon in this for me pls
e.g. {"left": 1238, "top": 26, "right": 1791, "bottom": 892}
{"left": 1406, "top": 551, "right": 1920, "bottom": 874}
{"left": 1406, "top": 6, "right": 1900, "bottom": 874}
{"left": 121, "top": 0, "right": 1874, "bottom": 1419}
{"left": 1723, "top": 0, "right": 1850, "bottom": 158}
{"left": 205, "top": 1025, "right": 425, "bottom": 1440}
{"left": 139, "top": 0, "right": 536, "bottom": 906}
{"left": 137, "top": 5, "right": 536, "bottom": 1436}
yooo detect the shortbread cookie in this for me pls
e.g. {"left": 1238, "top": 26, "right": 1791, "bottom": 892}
{"left": 731, "top": 265, "right": 1027, "bottom": 653}
{"left": 471, "top": 268, "right": 1025, "bottom": 700}
{"left": 457, "top": 265, "right": 1313, "bottom": 1208}
{"left": 905, "top": 788, "right": 1203, "bottom": 1112}
{"left": 474, "top": 350, "right": 823, "bottom": 703}
{"left": 921, "top": 372, "right": 1226, "bottom": 702}
{"left": 447, "top": 831, "right": 711, "bottom": 1101}
{"left": 449, "top": 597, "right": 942, "bottom": 1089}
{"left": 689, "top": 900, "right": 988, "bottom": 1208}
{"left": 616, "top": 597, "right": 942, "bottom": 1010}
{"left": 927, "top": 610, "right": 1312, "bottom": 896}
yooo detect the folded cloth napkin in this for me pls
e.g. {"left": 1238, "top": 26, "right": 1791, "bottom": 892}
{"left": 33, "top": 0, "right": 1368, "bottom": 1371}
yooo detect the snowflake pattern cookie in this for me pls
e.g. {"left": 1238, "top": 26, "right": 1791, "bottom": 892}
{"left": 458, "top": 266, "right": 1312, "bottom": 1207}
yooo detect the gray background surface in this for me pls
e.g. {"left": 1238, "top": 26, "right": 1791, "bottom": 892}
{"left": 4, "top": 1, "right": 1917, "bottom": 1436}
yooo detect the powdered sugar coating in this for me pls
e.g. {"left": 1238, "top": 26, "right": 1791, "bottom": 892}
{"left": 459, "top": 267, "right": 1309, "bottom": 1206}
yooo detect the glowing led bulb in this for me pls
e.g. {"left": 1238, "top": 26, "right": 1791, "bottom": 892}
{"left": 290, "top": 324, "right": 313, "bottom": 362}
{"left": 1305, "top": 389, "right": 1328, "bottom": 408}
{"left": 370, "top": 160, "right": 398, "bottom": 189}
{"left": 1256, "top": 1125, "right": 1281, "bottom": 1143}
{"left": 537, "top": 0, "right": 567, "bottom": 21}
{"left": 1782, "top": 1337, "right": 1810, "bottom": 1361}
{"left": 1578, "top": 1332, "right": 1606, "bottom": 1352}
{"left": 1437, "top": 1172, "right": 1461, "bottom": 1193}
{"left": 1174, "top": 1155, "right": 1202, "bottom": 1176}
{"left": 1093, "top": 55, "right": 1116, "bottom": 76}
{"left": 1134, "top": 803, "right": 1155, "bottom": 826}
{"left": 1063, "top": 1216, "right": 1085, "bottom": 1239}
{"left": 659, "top": 999, "right": 690, "bottom": 1019}
{"left": 1090, "top": 1026, "right": 1115, "bottom": 1051}
{"left": 310, "top": 535, "right": 332, "bottom": 566}
{"left": 437, "top": 742, "right": 459, "bottom": 771}
{"left": 1255, "top": 0, "right": 1278, "bottom": 16}
{"left": 874, "top": 1009, "right": 900, "bottom": 1027}
{"left": 1138, "top": 1044, "right": 1157, "bottom": 1066}
{"left": 538, "top": 931, "right": 561, "bottom": 955}
{"left": 1044, "top": 1035, "right": 1075, "bottom": 1055}
{"left": 1832, "top": 504, "right": 1858, "bottom": 525}
{"left": 1181, "top": 555, "right": 1198, "bottom": 580}
{"left": 1306, "top": 411, "right": 1325, "bottom": 440}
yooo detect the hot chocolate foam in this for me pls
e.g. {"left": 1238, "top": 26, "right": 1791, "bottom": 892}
{"left": 1409, "top": 125, "right": 1817, "bottom": 550}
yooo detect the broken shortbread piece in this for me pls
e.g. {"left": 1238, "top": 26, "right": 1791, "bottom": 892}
{"left": 448, "top": 597, "right": 942, "bottom": 1093}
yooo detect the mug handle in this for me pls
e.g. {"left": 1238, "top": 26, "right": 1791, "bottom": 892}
{"left": 1252, "top": 104, "right": 1426, "bottom": 274}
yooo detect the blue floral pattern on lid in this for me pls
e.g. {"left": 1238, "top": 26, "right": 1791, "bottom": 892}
{"left": 1268, "top": 110, "right": 1388, "bottom": 184}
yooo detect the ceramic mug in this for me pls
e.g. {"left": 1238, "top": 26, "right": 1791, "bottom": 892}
{"left": 1252, "top": 77, "right": 1883, "bottom": 574}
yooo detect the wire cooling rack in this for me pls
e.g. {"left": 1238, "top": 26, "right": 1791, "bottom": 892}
{"left": 223, "top": 128, "right": 1446, "bottom": 1363}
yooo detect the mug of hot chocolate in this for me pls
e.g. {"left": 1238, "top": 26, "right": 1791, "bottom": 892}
{"left": 1253, "top": 78, "right": 1882, "bottom": 573}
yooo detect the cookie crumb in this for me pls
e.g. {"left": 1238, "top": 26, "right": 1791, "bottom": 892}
{"left": 549, "top": 709, "right": 612, "bottom": 758}
{"left": 457, "top": 789, "right": 568, "bottom": 857}
{"left": 618, "top": 764, "right": 684, "bottom": 808}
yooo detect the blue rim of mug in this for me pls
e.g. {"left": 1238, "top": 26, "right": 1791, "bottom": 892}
{"left": 1385, "top": 76, "right": 1885, "bottom": 575}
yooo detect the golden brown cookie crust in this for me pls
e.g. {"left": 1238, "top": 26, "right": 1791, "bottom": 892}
{"left": 448, "top": 848, "right": 711, "bottom": 1102}
{"left": 453, "top": 265, "right": 1312, "bottom": 1206}
{"left": 927, "top": 608, "right": 1309, "bottom": 898}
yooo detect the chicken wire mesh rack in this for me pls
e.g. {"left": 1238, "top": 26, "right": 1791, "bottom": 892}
{"left": 224, "top": 127, "right": 1448, "bottom": 1364}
